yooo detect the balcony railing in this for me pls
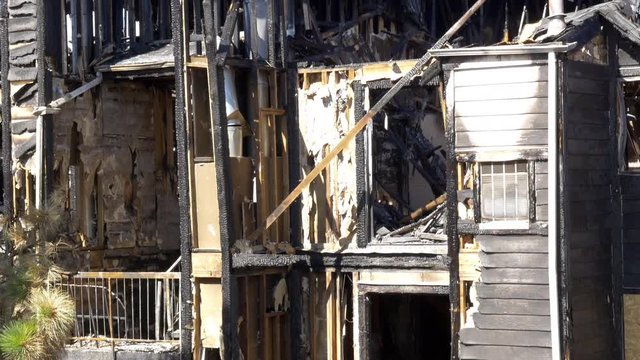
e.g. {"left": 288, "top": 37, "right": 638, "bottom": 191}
{"left": 53, "top": 272, "right": 180, "bottom": 343}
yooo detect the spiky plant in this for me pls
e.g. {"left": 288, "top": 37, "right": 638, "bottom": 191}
{"left": 0, "top": 189, "right": 77, "bottom": 359}
{"left": 0, "top": 320, "right": 43, "bottom": 360}
{"left": 28, "top": 288, "right": 75, "bottom": 351}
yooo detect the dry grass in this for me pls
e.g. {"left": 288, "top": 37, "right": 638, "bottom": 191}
{"left": 28, "top": 288, "right": 75, "bottom": 352}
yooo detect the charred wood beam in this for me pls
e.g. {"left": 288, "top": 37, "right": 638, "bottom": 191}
{"left": 232, "top": 252, "right": 450, "bottom": 271}
{"left": 0, "top": 0, "right": 12, "bottom": 218}
{"left": 373, "top": 175, "right": 411, "bottom": 211}
{"left": 267, "top": 0, "right": 275, "bottom": 65}
{"left": 170, "top": 0, "right": 193, "bottom": 358}
{"left": 203, "top": 1, "right": 238, "bottom": 359}
{"left": 457, "top": 220, "right": 549, "bottom": 236}
{"left": 193, "top": 0, "right": 203, "bottom": 54}
{"left": 215, "top": 0, "right": 240, "bottom": 65}
{"left": 384, "top": 128, "right": 444, "bottom": 194}
{"left": 445, "top": 65, "right": 459, "bottom": 360}
{"left": 354, "top": 80, "right": 370, "bottom": 248}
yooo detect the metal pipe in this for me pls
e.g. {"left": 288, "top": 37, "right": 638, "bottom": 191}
{"left": 547, "top": 51, "right": 561, "bottom": 360}
{"left": 547, "top": 0, "right": 566, "bottom": 36}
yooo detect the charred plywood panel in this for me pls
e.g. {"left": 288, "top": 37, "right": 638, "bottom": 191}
{"left": 453, "top": 63, "right": 548, "bottom": 158}
{"left": 564, "top": 60, "right": 616, "bottom": 359}
{"left": 52, "top": 80, "right": 179, "bottom": 270}
{"left": 298, "top": 71, "right": 357, "bottom": 250}
{"left": 622, "top": 175, "right": 640, "bottom": 290}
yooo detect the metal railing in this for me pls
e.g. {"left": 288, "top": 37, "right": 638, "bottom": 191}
{"left": 53, "top": 272, "right": 180, "bottom": 343}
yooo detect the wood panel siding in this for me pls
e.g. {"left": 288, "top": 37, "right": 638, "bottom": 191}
{"left": 460, "top": 235, "right": 551, "bottom": 359}
{"left": 622, "top": 175, "right": 640, "bottom": 290}
{"left": 454, "top": 64, "right": 548, "bottom": 157}
{"left": 535, "top": 161, "right": 549, "bottom": 221}
{"left": 564, "top": 60, "right": 616, "bottom": 360}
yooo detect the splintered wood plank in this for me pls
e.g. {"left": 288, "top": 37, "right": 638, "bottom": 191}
{"left": 258, "top": 110, "right": 270, "bottom": 244}
{"left": 335, "top": 274, "right": 342, "bottom": 360}
{"left": 246, "top": 277, "right": 259, "bottom": 359}
{"left": 262, "top": 275, "right": 272, "bottom": 359}
{"left": 280, "top": 115, "right": 290, "bottom": 242}
{"left": 191, "top": 252, "right": 222, "bottom": 278}
{"left": 326, "top": 272, "right": 335, "bottom": 360}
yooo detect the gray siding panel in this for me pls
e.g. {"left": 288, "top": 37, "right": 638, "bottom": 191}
{"left": 460, "top": 344, "right": 551, "bottom": 360}
{"left": 475, "top": 284, "right": 549, "bottom": 300}
{"left": 536, "top": 161, "right": 549, "bottom": 221}
{"left": 460, "top": 235, "right": 551, "bottom": 358}
{"left": 460, "top": 328, "right": 551, "bottom": 347}
{"left": 478, "top": 235, "right": 547, "bottom": 253}
{"left": 472, "top": 314, "right": 551, "bottom": 331}
{"left": 456, "top": 114, "right": 547, "bottom": 132}
{"left": 454, "top": 65, "right": 548, "bottom": 87}
{"left": 454, "top": 64, "right": 549, "bottom": 155}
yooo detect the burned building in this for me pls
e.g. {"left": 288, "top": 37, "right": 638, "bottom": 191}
{"left": 2, "top": 0, "right": 640, "bottom": 360}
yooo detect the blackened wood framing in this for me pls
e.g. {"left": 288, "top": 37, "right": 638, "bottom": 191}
{"left": 171, "top": 0, "right": 194, "bottom": 358}
{"left": 446, "top": 70, "right": 461, "bottom": 360}
{"left": 202, "top": 1, "right": 238, "bottom": 358}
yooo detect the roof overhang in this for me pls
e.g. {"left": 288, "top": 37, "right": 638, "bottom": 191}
{"left": 429, "top": 42, "right": 577, "bottom": 58}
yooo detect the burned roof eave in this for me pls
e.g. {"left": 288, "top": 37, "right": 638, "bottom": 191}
{"left": 429, "top": 42, "right": 577, "bottom": 58}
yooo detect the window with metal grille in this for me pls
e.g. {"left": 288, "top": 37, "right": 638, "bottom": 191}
{"left": 480, "top": 162, "right": 529, "bottom": 221}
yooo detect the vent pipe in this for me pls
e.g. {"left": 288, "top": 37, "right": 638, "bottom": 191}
{"left": 547, "top": 0, "right": 566, "bottom": 36}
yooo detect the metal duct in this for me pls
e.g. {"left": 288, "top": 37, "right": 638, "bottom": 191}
{"left": 547, "top": 0, "right": 566, "bottom": 36}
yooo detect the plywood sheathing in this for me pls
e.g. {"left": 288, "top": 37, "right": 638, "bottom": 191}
{"left": 625, "top": 295, "right": 640, "bottom": 360}
{"left": 298, "top": 70, "right": 356, "bottom": 250}
{"left": 52, "top": 79, "right": 179, "bottom": 270}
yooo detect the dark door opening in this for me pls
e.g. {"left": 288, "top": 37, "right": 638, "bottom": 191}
{"left": 369, "top": 293, "right": 450, "bottom": 360}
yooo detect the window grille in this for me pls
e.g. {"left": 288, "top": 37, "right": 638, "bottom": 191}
{"left": 480, "top": 162, "right": 528, "bottom": 221}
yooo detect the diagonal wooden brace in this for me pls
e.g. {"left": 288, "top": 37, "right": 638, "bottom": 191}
{"left": 246, "top": 0, "right": 488, "bottom": 242}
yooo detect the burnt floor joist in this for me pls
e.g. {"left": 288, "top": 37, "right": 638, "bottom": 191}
{"left": 232, "top": 252, "right": 450, "bottom": 272}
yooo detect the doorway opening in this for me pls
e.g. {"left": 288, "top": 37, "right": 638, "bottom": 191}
{"left": 368, "top": 293, "right": 450, "bottom": 360}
